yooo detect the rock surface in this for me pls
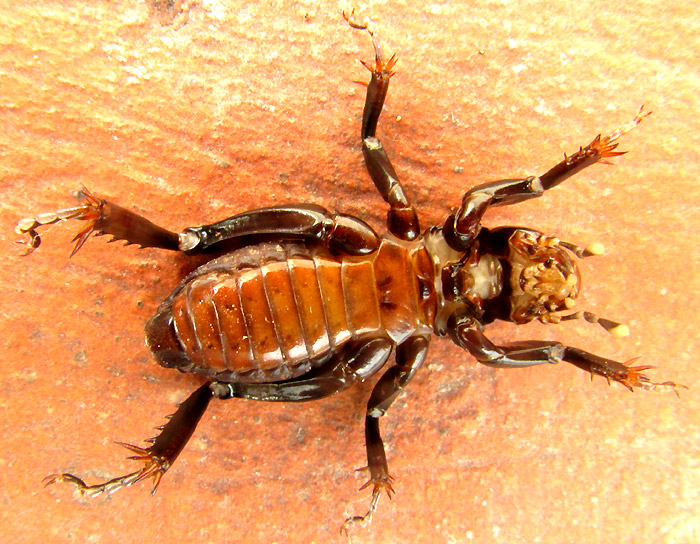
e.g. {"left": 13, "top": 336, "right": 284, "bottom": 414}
{"left": 1, "top": 1, "right": 698, "bottom": 543}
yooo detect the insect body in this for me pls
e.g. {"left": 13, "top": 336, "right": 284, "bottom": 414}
{"left": 149, "top": 236, "right": 435, "bottom": 385}
{"left": 18, "top": 17, "right": 683, "bottom": 530}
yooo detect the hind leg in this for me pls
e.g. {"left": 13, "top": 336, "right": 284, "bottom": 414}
{"left": 45, "top": 339, "right": 393, "bottom": 497}
{"left": 17, "top": 187, "right": 378, "bottom": 257}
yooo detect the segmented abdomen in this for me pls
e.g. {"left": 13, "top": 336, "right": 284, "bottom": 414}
{"left": 169, "top": 241, "right": 434, "bottom": 383}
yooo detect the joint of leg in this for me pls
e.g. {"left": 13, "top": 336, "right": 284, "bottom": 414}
{"left": 442, "top": 214, "right": 473, "bottom": 251}
{"left": 528, "top": 176, "right": 544, "bottom": 195}
{"left": 178, "top": 229, "right": 201, "bottom": 251}
{"left": 210, "top": 382, "right": 234, "bottom": 399}
{"left": 548, "top": 344, "right": 566, "bottom": 364}
{"left": 363, "top": 136, "right": 382, "bottom": 151}
{"left": 368, "top": 407, "right": 386, "bottom": 419}
{"left": 328, "top": 214, "right": 379, "bottom": 255}
{"left": 388, "top": 208, "right": 420, "bottom": 240}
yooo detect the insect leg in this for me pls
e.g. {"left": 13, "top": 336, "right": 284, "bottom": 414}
{"left": 16, "top": 186, "right": 180, "bottom": 256}
{"left": 45, "top": 382, "right": 213, "bottom": 497}
{"left": 443, "top": 108, "right": 651, "bottom": 251}
{"left": 45, "top": 340, "right": 394, "bottom": 498}
{"left": 452, "top": 317, "right": 685, "bottom": 394}
{"left": 346, "top": 13, "right": 420, "bottom": 241}
{"left": 212, "top": 338, "right": 393, "bottom": 402}
{"left": 18, "top": 192, "right": 379, "bottom": 257}
{"left": 342, "top": 335, "right": 430, "bottom": 533}
{"left": 180, "top": 204, "right": 379, "bottom": 256}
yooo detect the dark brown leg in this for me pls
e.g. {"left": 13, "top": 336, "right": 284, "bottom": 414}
{"left": 180, "top": 204, "right": 378, "bottom": 255}
{"left": 212, "top": 338, "right": 394, "bottom": 402}
{"left": 44, "top": 382, "right": 213, "bottom": 497}
{"left": 346, "top": 13, "right": 420, "bottom": 241}
{"left": 45, "top": 339, "right": 393, "bottom": 497}
{"left": 17, "top": 190, "right": 379, "bottom": 257}
{"left": 451, "top": 317, "right": 684, "bottom": 395}
{"left": 16, "top": 187, "right": 180, "bottom": 256}
{"left": 342, "top": 335, "right": 430, "bottom": 533}
{"left": 443, "top": 108, "right": 651, "bottom": 250}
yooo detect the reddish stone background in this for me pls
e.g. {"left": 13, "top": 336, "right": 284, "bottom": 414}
{"left": 1, "top": 1, "right": 698, "bottom": 543}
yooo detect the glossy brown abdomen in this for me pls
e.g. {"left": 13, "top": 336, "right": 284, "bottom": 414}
{"left": 151, "top": 239, "right": 435, "bottom": 383}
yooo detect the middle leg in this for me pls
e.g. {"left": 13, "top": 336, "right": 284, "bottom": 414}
{"left": 342, "top": 335, "right": 430, "bottom": 531}
{"left": 347, "top": 14, "right": 421, "bottom": 241}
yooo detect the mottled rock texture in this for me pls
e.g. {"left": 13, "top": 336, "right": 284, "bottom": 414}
{"left": 2, "top": 1, "right": 698, "bottom": 543}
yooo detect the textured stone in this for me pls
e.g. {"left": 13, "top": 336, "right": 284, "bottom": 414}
{"left": 1, "top": 1, "right": 698, "bottom": 543}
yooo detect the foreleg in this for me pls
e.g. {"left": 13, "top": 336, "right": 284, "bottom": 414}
{"left": 443, "top": 108, "right": 651, "bottom": 250}
{"left": 452, "top": 317, "right": 684, "bottom": 394}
